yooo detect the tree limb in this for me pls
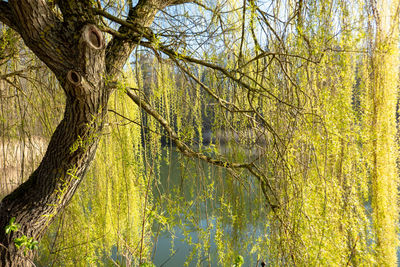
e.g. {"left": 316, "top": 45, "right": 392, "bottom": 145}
{"left": 125, "top": 88, "right": 250, "bottom": 169}
{"left": 57, "top": 0, "right": 95, "bottom": 24}
{"left": 6, "top": 0, "right": 73, "bottom": 78}
{"left": 103, "top": 1, "right": 160, "bottom": 78}
{"left": 169, "top": 0, "right": 193, "bottom": 5}
{"left": 0, "top": 67, "right": 42, "bottom": 80}
{"left": 0, "top": 1, "right": 17, "bottom": 30}
{"left": 102, "top": 0, "right": 192, "bottom": 78}
{"left": 91, "top": 9, "right": 299, "bottom": 110}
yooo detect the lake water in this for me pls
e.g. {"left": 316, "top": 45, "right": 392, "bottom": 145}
{"left": 149, "top": 148, "right": 267, "bottom": 267}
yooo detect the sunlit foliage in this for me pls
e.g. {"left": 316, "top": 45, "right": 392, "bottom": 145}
{"left": 1, "top": 0, "right": 399, "bottom": 266}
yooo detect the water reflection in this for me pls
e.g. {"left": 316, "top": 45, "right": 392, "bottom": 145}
{"left": 151, "top": 148, "right": 268, "bottom": 266}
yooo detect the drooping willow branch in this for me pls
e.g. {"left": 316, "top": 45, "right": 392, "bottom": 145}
{"left": 125, "top": 87, "right": 251, "bottom": 169}
{"left": 169, "top": 56, "right": 282, "bottom": 144}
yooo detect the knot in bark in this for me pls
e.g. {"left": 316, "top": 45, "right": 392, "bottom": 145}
{"left": 66, "top": 70, "right": 91, "bottom": 98}
{"left": 81, "top": 24, "right": 104, "bottom": 50}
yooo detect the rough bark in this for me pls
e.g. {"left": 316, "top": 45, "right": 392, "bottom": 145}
{"left": 0, "top": 0, "right": 189, "bottom": 265}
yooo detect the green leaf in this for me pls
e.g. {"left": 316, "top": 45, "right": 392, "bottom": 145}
{"left": 14, "top": 236, "right": 27, "bottom": 249}
{"left": 233, "top": 255, "right": 244, "bottom": 267}
{"left": 27, "top": 239, "right": 39, "bottom": 250}
{"left": 5, "top": 227, "right": 11, "bottom": 234}
{"left": 5, "top": 217, "right": 19, "bottom": 234}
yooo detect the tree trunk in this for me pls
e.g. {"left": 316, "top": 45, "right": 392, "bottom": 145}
{"left": 0, "top": 88, "right": 108, "bottom": 265}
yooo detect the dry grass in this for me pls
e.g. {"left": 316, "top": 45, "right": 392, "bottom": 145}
{"left": 0, "top": 136, "right": 47, "bottom": 198}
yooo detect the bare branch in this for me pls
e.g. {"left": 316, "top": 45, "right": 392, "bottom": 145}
{"left": 0, "top": 67, "right": 42, "bottom": 80}
{"left": 168, "top": 0, "right": 193, "bottom": 5}
{"left": 139, "top": 41, "right": 300, "bottom": 109}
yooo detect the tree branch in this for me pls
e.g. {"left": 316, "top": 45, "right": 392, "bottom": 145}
{"left": 138, "top": 41, "right": 300, "bottom": 109}
{"left": 125, "top": 88, "right": 250, "bottom": 169}
{"left": 103, "top": 1, "right": 159, "bottom": 78}
{"left": 0, "top": 67, "right": 42, "bottom": 80}
{"left": 101, "top": 0, "right": 192, "bottom": 78}
{"left": 168, "top": 0, "right": 193, "bottom": 5}
{"left": 6, "top": 0, "right": 74, "bottom": 77}
{"left": 57, "top": 0, "right": 96, "bottom": 26}
{"left": 0, "top": 1, "right": 17, "bottom": 30}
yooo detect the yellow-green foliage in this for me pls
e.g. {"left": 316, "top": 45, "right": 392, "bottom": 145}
{"left": 256, "top": 0, "right": 375, "bottom": 265}
{"left": 367, "top": 1, "right": 399, "bottom": 265}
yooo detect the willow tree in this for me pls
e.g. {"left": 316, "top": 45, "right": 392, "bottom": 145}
{"left": 1, "top": 0, "right": 400, "bottom": 266}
